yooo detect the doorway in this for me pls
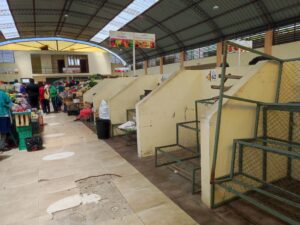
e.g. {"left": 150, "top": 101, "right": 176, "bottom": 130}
{"left": 57, "top": 60, "right": 65, "bottom": 73}
{"left": 80, "top": 59, "right": 88, "bottom": 73}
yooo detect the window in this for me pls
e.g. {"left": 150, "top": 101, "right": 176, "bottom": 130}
{"left": 91, "top": 0, "right": 159, "bottom": 43}
{"left": 185, "top": 44, "right": 216, "bottom": 61}
{"left": 148, "top": 57, "right": 160, "bottom": 67}
{"left": 273, "top": 23, "right": 300, "bottom": 45}
{"left": 136, "top": 61, "right": 144, "bottom": 69}
{"left": 163, "top": 53, "right": 180, "bottom": 65}
{"left": 240, "top": 32, "right": 265, "bottom": 48}
{"left": 67, "top": 56, "right": 80, "bottom": 66}
{"left": 0, "top": 50, "right": 15, "bottom": 63}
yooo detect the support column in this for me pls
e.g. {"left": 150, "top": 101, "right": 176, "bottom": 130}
{"left": 144, "top": 60, "right": 148, "bottom": 75}
{"left": 264, "top": 29, "right": 273, "bottom": 55}
{"left": 216, "top": 42, "right": 223, "bottom": 66}
{"left": 160, "top": 56, "right": 163, "bottom": 74}
{"left": 180, "top": 50, "right": 185, "bottom": 69}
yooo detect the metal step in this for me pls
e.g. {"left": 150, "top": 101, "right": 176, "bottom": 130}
{"left": 219, "top": 74, "right": 243, "bottom": 79}
{"left": 211, "top": 85, "right": 232, "bottom": 92}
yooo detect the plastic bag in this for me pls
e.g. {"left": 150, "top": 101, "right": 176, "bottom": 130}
{"left": 118, "top": 121, "right": 136, "bottom": 131}
{"left": 99, "top": 100, "right": 109, "bottom": 119}
{"left": 25, "top": 136, "right": 43, "bottom": 151}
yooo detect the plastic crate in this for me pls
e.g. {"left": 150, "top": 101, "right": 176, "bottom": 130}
{"left": 16, "top": 126, "right": 33, "bottom": 151}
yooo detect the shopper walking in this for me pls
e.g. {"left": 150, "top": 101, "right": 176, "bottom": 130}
{"left": 26, "top": 80, "right": 39, "bottom": 109}
{"left": 13, "top": 79, "right": 21, "bottom": 93}
{"left": 39, "top": 83, "right": 50, "bottom": 114}
{"left": 0, "top": 88, "right": 12, "bottom": 151}
{"left": 20, "top": 83, "right": 26, "bottom": 94}
{"left": 44, "top": 84, "right": 51, "bottom": 113}
{"left": 50, "top": 84, "right": 59, "bottom": 112}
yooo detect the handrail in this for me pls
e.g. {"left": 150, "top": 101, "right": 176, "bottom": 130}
{"left": 226, "top": 41, "right": 283, "bottom": 62}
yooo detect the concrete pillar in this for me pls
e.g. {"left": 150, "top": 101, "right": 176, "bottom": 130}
{"left": 180, "top": 51, "right": 185, "bottom": 69}
{"left": 264, "top": 29, "right": 273, "bottom": 55}
{"left": 144, "top": 60, "right": 148, "bottom": 75}
{"left": 159, "top": 56, "right": 163, "bottom": 74}
{"left": 216, "top": 41, "right": 223, "bottom": 67}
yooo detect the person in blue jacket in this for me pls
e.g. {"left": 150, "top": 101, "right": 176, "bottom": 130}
{"left": 0, "top": 88, "right": 12, "bottom": 150}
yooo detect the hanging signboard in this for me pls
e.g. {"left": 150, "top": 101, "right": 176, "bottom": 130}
{"left": 114, "top": 67, "right": 130, "bottom": 73}
{"left": 228, "top": 40, "right": 253, "bottom": 53}
{"left": 110, "top": 31, "right": 155, "bottom": 49}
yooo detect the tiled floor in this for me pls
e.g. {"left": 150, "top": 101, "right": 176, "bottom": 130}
{"left": 0, "top": 113, "right": 198, "bottom": 225}
{"left": 83, "top": 121, "right": 286, "bottom": 225}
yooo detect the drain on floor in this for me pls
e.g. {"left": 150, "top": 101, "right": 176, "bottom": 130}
{"left": 51, "top": 174, "right": 132, "bottom": 225}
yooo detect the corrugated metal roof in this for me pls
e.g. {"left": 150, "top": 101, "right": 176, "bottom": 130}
{"left": 0, "top": 0, "right": 300, "bottom": 63}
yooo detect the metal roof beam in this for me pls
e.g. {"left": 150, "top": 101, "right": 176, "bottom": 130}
{"left": 55, "top": 0, "right": 74, "bottom": 36}
{"left": 75, "top": 0, "right": 108, "bottom": 38}
{"left": 143, "top": 14, "right": 185, "bottom": 49}
{"left": 154, "top": 0, "right": 257, "bottom": 43}
{"left": 180, "top": 0, "right": 224, "bottom": 38}
{"left": 255, "top": 0, "right": 274, "bottom": 27}
{"left": 32, "top": 0, "right": 36, "bottom": 36}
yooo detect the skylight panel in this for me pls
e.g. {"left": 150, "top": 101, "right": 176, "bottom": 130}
{"left": 0, "top": 0, "right": 19, "bottom": 39}
{"left": 91, "top": 0, "right": 158, "bottom": 43}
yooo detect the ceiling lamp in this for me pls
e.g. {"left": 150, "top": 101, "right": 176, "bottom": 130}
{"left": 91, "top": 0, "right": 159, "bottom": 43}
{"left": 0, "top": 0, "right": 19, "bottom": 39}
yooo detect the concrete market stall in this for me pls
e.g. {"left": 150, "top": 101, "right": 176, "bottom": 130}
{"left": 108, "top": 74, "right": 162, "bottom": 136}
{"left": 136, "top": 65, "right": 263, "bottom": 158}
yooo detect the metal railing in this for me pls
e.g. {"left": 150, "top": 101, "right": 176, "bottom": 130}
{"left": 199, "top": 40, "right": 300, "bottom": 224}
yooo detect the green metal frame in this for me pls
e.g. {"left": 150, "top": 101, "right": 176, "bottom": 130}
{"left": 154, "top": 120, "right": 201, "bottom": 194}
{"left": 203, "top": 40, "right": 300, "bottom": 224}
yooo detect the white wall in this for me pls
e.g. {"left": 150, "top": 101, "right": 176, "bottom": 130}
{"left": 125, "top": 41, "right": 300, "bottom": 76}
{"left": 88, "top": 52, "right": 112, "bottom": 75}
{"left": 0, "top": 50, "right": 112, "bottom": 82}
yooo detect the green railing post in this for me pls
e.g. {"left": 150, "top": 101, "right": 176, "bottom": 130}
{"left": 275, "top": 62, "right": 283, "bottom": 103}
{"left": 195, "top": 101, "right": 200, "bottom": 153}
{"left": 262, "top": 107, "right": 268, "bottom": 182}
{"left": 210, "top": 41, "right": 228, "bottom": 208}
{"left": 287, "top": 111, "right": 294, "bottom": 177}
{"left": 254, "top": 104, "right": 261, "bottom": 138}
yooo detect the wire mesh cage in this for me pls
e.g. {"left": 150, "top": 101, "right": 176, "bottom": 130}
{"left": 279, "top": 61, "right": 300, "bottom": 103}
{"left": 155, "top": 120, "right": 200, "bottom": 193}
{"left": 213, "top": 103, "right": 300, "bottom": 224}
{"left": 207, "top": 41, "right": 300, "bottom": 224}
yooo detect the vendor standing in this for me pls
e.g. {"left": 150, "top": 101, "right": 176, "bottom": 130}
{"left": 26, "top": 80, "right": 39, "bottom": 109}
{"left": 50, "top": 84, "right": 59, "bottom": 112}
{"left": 0, "top": 88, "right": 12, "bottom": 150}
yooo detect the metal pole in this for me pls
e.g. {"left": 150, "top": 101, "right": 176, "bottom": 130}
{"left": 133, "top": 40, "right": 136, "bottom": 76}
{"left": 210, "top": 41, "right": 228, "bottom": 208}
{"left": 195, "top": 101, "right": 200, "bottom": 153}
{"left": 275, "top": 62, "right": 283, "bottom": 103}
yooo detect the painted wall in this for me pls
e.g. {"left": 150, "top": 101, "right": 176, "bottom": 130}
{"left": 82, "top": 80, "right": 106, "bottom": 103}
{"left": 108, "top": 75, "right": 162, "bottom": 127}
{"left": 125, "top": 41, "right": 300, "bottom": 77}
{"left": 199, "top": 62, "right": 280, "bottom": 206}
{"left": 92, "top": 77, "right": 136, "bottom": 115}
{"left": 0, "top": 50, "right": 112, "bottom": 82}
{"left": 136, "top": 65, "right": 260, "bottom": 158}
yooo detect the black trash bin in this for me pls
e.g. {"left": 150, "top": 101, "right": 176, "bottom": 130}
{"left": 96, "top": 119, "right": 111, "bottom": 139}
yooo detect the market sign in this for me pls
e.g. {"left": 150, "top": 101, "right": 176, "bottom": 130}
{"left": 114, "top": 67, "right": 130, "bottom": 73}
{"left": 110, "top": 31, "right": 155, "bottom": 49}
{"left": 228, "top": 40, "right": 253, "bottom": 53}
